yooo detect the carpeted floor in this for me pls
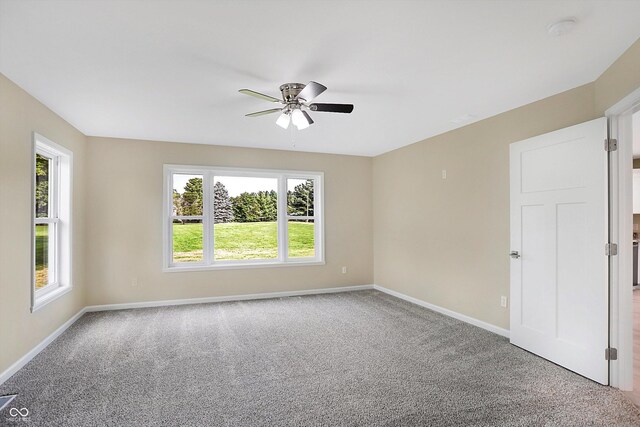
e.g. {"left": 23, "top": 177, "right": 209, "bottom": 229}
{"left": 1, "top": 290, "right": 639, "bottom": 426}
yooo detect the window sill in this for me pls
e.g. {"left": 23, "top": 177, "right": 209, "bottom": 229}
{"left": 32, "top": 285, "right": 72, "bottom": 313}
{"left": 164, "top": 260, "right": 325, "bottom": 273}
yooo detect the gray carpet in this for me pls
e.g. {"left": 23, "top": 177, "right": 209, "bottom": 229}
{"left": 1, "top": 290, "right": 639, "bottom": 426}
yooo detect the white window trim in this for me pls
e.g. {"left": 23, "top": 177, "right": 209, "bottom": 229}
{"left": 163, "top": 164, "right": 325, "bottom": 272}
{"left": 32, "top": 133, "right": 73, "bottom": 312}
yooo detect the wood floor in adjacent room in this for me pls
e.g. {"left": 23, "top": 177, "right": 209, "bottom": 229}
{"left": 1, "top": 290, "right": 640, "bottom": 426}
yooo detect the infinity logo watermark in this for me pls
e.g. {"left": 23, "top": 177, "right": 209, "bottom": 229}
{"left": 9, "top": 407, "right": 29, "bottom": 417}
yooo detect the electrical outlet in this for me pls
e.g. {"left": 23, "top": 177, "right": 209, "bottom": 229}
{"left": 441, "top": 170, "right": 447, "bottom": 179}
{"left": 500, "top": 296, "right": 508, "bottom": 308}
{"left": 341, "top": 266, "right": 347, "bottom": 274}
{"left": 131, "top": 277, "right": 138, "bottom": 287}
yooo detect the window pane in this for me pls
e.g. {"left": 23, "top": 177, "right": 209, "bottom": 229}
{"left": 288, "top": 219, "right": 315, "bottom": 258}
{"left": 287, "top": 178, "right": 314, "bottom": 216}
{"left": 35, "top": 223, "right": 50, "bottom": 288}
{"left": 35, "top": 154, "right": 50, "bottom": 218}
{"left": 214, "top": 176, "right": 278, "bottom": 260}
{"left": 172, "top": 219, "right": 203, "bottom": 262}
{"left": 214, "top": 222, "right": 278, "bottom": 260}
{"left": 172, "top": 174, "right": 203, "bottom": 216}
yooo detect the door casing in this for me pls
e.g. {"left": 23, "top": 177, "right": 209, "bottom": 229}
{"left": 606, "top": 86, "right": 640, "bottom": 391}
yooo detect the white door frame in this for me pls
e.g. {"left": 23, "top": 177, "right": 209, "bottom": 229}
{"left": 607, "top": 86, "right": 640, "bottom": 390}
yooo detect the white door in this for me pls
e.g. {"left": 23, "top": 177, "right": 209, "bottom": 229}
{"left": 510, "top": 117, "right": 609, "bottom": 384}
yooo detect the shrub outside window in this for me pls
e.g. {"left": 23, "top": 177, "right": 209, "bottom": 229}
{"left": 164, "top": 165, "right": 324, "bottom": 271}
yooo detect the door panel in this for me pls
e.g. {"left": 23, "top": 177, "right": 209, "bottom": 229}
{"left": 520, "top": 138, "right": 588, "bottom": 193}
{"left": 556, "top": 202, "right": 588, "bottom": 344}
{"left": 520, "top": 204, "right": 551, "bottom": 334}
{"left": 510, "top": 117, "right": 608, "bottom": 384}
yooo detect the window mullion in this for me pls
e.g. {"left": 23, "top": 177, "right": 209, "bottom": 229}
{"left": 204, "top": 171, "right": 213, "bottom": 265}
{"left": 51, "top": 155, "right": 59, "bottom": 219}
{"left": 51, "top": 156, "right": 59, "bottom": 286}
{"left": 167, "top": 171, "right": 175, "bottom": 267}
{"left": 315, "top": 177, "right": 322, "bottom": 262}
{"left": 51, "top": 220, "right": 58, "bottom": 286}
{"left": 278, "top": 175, "right": 288, "bottom": 262}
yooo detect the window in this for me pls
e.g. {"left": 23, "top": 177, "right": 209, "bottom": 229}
{"left": 164, "top": 165, "right": 324, "bottom": 271}
{"left": 32, "top": 134, "right": 72, "bottom": 311}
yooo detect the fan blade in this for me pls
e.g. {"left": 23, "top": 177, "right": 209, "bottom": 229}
{"left": 239, "top": 89, "right": 281, "bottom": 103}
{"left": 295, "top": 81, "right": 327, "bottom": 102}
{"left": 309, "top": 103, "right": 354, "bottom": 113}
{"left": 245, "top": 108, "right": 283, "bottom": 117}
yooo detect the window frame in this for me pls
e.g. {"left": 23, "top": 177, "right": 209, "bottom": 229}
{"left": 286, "top": 177, "right": 319, "bottom": 259}
{"left": 32, "top": 133, "right": 73, "bottom": 312}
{"left": 34, "top": 149, "right": 59, "bottom": 293}
{"left": 163, "top": 165, "right": 325, "bottom": 272}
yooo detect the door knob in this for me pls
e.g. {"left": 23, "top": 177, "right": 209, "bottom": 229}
{"left": 510, "top": 251, "right": 520, "bottom": 259}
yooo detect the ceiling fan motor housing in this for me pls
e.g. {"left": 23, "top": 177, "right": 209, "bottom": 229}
{"left": 279, "top": 83, "right": 306, "bottom": 102}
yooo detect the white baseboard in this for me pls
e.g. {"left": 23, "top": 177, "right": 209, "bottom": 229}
{"left": 0, "top": 307, "right": 87, "bottom": 386}
{"left": 84, "top": 284, "right": 375, "bottom": 312}
{"left": 373, "top": 285, "right": 510, "bottom": 338}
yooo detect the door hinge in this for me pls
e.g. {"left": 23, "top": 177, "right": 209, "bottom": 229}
{"left": 605, "top": 243, "right": 618, "bottom": 256}
{"left": 604, "top": 138, "right": 618, "bottom": 151}
{"left": 605, "top": 347, "right": 618, "bottom": 361}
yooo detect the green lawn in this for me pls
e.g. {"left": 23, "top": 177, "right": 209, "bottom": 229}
{"left": 35, "top": 224, "right": 48, "bottom": 288}
{"left": 173, "top": 221, "right": 315, "bottom": 261}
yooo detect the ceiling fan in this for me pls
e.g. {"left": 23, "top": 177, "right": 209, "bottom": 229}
{"left": 239, "top": 81, "right": 354, "bottom": 130}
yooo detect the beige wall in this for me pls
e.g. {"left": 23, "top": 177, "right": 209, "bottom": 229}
{"left": 0, "top": 74, "right": 87, "bottom": 374}
{"left": 84, "top": 137, "right": 373, "bottom": 305}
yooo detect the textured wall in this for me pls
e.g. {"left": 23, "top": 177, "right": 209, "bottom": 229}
{"left": 84, "top": 137, "right": 373, "bottom": 305}
{"left": 0, "top": 74, "right": 87, "bottom": 374}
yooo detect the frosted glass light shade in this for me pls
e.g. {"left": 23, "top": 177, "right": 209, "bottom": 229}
{"left": 276, "top": 112, "right": 290, "bottom": 129}
{"left": 292, "top": 109, "right": 313, "bottom": 130}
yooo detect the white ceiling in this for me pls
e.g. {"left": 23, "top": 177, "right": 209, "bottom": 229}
{"left": 1, "top": 1, "right": 640, "bottom": 157}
